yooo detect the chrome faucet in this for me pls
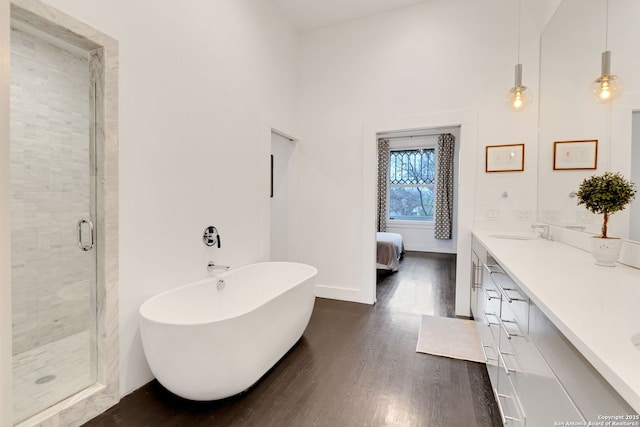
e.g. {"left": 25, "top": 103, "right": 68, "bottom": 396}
{"left": 531, "top": 224, "right": 551, "bottom": 240}
{"left": 216, "top": 279, "right": 225, "bottom": 290}
{"left": 207, "top": 262, "right": 230, "bottom": 272}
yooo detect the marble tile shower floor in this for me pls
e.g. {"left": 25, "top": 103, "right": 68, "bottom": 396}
{"left": 12, "top": 330, "right": 94, "bottom": 424}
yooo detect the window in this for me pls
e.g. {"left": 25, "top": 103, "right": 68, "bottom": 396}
{"left": 388, "top": 148, "right": 435, "bottom": 221}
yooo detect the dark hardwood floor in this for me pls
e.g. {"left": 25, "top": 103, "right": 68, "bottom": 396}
{"left": 83, "top": 252, "right": 501, "bottom": 427}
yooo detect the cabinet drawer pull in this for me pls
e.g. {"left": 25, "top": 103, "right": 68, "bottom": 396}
{"left": 499, "top": 287, "right": 515, "bottom": 304}
{"left": 495, "top": 282, "right": 527, "bottom": 304}
{"left": 484, "top": 263, "right": 527, "bottom": 304}
{"left": 486, "top": 289, "right": 501, "bottom": 300}
{"left": 499, "top": 317, "right": 522, "bottom": 340}
{"left": 501, "top": 287, "right": 527, "bottom": 303}
{"left": 481, "top": 344, "right": 498, "bottom": 362}
{"left": 497, "top": 392, "right": 525, "bottom": 424}
{"left": 484, "top": 263, "right": 504, "bottom": 275}
{"left": 484, "top": 312, "right": 500, "bottom": 326}
{"left": 497, "top": 349, "right": 516, "bottom": 375}
{"left": 493, "top": 388, "right": 507, "bottom": 425}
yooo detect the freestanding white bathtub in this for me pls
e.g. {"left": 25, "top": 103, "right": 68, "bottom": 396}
{"left": 139, "top": 262, "right": 317, "bottom": 401}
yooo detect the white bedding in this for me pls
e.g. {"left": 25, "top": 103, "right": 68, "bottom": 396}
{"left": 376, "top": 232, "right": 404, "bottom": 272}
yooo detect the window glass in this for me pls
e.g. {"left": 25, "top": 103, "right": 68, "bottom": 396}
{"left": 388, "top": 149, "right": 435, "bottom": 221}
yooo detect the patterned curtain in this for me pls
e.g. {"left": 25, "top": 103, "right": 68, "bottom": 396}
{"left": 377, "top": 139, "right": 390, "bottom": 232}
{"left": 435, "top": 134, "right": 455, "bottom": 240}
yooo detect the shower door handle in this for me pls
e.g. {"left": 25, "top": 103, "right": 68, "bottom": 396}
{"left": 77, "top": 219, "right": 95, "bottom": 251}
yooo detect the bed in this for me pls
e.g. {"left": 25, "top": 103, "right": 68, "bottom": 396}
{"left": 376, "top": 232, "right": 404, "bottom": 272}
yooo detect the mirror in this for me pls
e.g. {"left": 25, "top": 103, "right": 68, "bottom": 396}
{"left": 631, "top": 111, "right": 640, "bottom": 241}
{"left": 538, "top": 0, "right": 640, "bottom": 242}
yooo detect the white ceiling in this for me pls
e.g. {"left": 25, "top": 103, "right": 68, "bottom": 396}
{"left": 274, "top": 0, "right": 428, "bottom": 32}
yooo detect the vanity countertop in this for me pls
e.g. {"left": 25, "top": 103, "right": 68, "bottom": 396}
{"left": 473, "top": 230, "right": 640, "bottom": 413}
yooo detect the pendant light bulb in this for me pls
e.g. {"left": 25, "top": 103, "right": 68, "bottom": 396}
{"left": 591, "top": 51, "right": 623, "bottom": 103}
{"left": 505, "top": 0, "right": 530, "bottom": 112}
{"left": 505, "top": 64, "right": 532, "bottom": 112}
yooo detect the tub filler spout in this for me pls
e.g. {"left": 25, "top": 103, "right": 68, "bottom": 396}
{"left": 207, "top": 262, "right": 229, "bottom": 272}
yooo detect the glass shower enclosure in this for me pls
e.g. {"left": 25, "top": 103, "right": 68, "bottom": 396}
{"left": 10, "top": 21, "right": 98, "bottom": 424}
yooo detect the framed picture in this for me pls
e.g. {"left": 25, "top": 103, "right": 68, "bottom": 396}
{"left": 485, "top": 144, "right": 525, "bottom": 172}
{"left": 553, "top": 140, "right": 598, "bottom": 170}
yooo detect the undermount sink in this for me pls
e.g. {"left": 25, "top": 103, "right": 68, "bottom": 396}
{"left": 490, "top": 232, "right": 540, "bottom": 241}
{"left": 632, "top": 333, "right": 640, "bottom": 351}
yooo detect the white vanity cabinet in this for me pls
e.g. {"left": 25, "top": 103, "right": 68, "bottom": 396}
{"left": 488, "top": 264, "right": 584, "bottom": 426}
{"left": 472, "top": 231, "right": 640, "bottom": 423}
{"left": 472, "top": 236, "right": 610, "bottom": 426}
{"left": 529, "top": 303, "right": 636, "bottom": 420}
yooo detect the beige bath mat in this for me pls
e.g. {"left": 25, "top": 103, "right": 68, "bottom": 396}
{"left": 416, "top": 315, "right": 485, "bottom": 363}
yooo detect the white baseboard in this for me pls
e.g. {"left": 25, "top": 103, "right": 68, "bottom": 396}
{"left": 404, "top": 244, "right": 457, "bottom": 254}
{"left": 314, "top": 284, "right": 374, "bottom": 305}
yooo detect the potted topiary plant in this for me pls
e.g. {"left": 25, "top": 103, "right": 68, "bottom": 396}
{"left": 576, "top": 171, "right": 637, "bottom": 266}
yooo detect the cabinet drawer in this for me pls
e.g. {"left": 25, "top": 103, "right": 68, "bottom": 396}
{"left": 478, "top": 329, "right": 499, "bottom": 390}
{"left": 499, "top": 288, "right": 528, "bottom": 334}
{"left": 485, "top": 285, "right": 502, "bottom": 317}
{"left": 498, "top": 329, "right": 584, "bottom": 426}
{"left": 486, "top": 263, "right": 529, "bottom": 331}
{"left": 529, "top": 303, "right": 636, "bottom": 420}
{"left": 496, "top": 371, "right": 526, "bottom": 427}
{"left": 484, "top": 276, "right": 501, "bottom": 309}
{"left": 482, "top": 274, "right": 502, "bottom": 343}
{"left": 484, "top": 307, "right": 501, "bottom": 344}
{"left": 499, "top": 299, "right": 527, "bottom": 344}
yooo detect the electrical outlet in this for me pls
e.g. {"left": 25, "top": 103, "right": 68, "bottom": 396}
{"left": 487, "top": 209, "right": 500, "bottom": 221}
{"left": 517, "top": 209, "right": 532, "bottom": 222}
{"left": 541, "top": 210, "right": 559, "bottom": 222}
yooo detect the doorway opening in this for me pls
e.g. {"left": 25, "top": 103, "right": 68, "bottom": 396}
{"left": 270, "top": 130, "right": 299, "bottom": 261}
{"left": 374, "top": 126, "right": 461, "bottom": 309}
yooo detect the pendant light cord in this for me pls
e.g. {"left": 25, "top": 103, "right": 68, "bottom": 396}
{"left": 517, "top": 0, "right": 522, "bottom": 63}
{"left": 605, "top": 0, "right": 609, "bottom": 50}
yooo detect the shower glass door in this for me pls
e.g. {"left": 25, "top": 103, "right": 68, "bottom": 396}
{"left": 10, "top": 24, "right": 97, "bottom": 424}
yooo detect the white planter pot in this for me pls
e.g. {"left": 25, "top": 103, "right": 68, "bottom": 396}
{"left": 590, "top": 237, "right": 623, "bottom": 267}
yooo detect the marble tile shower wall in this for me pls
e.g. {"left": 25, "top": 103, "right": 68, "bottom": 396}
{"left": 10, "top": 27, "right": 93, "bottom": 355}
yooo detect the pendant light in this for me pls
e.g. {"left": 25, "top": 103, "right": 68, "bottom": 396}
{"left": 505, "top": 0, "right": 532, "bottom": 112}
{"left": 591, "top": 0, "right": 623, "bottom": 103}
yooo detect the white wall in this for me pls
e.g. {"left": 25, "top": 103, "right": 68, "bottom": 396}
{"left": 1, "top": 0, "right": 12, "bottom": 423}
{"left": 529, "top": 0, "right": 563, "bottom": 32}
{"left": 30, "top": 0, "right": 299, "bottom": 396}
{"left": 296, "top": 0, "right": 540, "bottom": 313}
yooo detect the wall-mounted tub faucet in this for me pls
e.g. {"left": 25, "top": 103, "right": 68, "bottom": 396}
{"left": 216, "top": 279, "right": 225, "bottom": 290}
{"left": 207, "top": 262, "right": 230, "bottom": 272}
{"left": 203, "top": 226, "right": 221, "bottom": 248}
